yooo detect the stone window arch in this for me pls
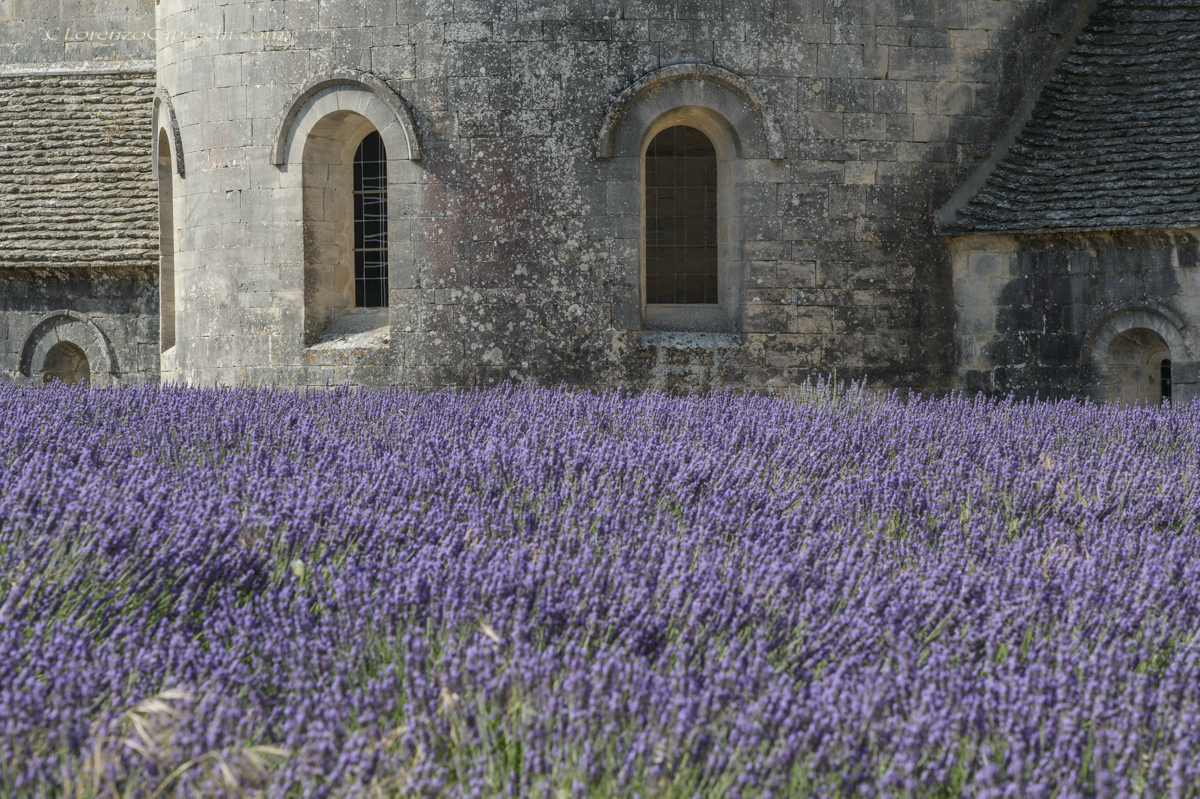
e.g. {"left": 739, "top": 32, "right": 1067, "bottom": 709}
{"left": 152, "top": 86, "right": 184, "bottom": 378}
{"left": 298, "top": 112, "right": 387, "bottom": 345}
{"left": 598, "top": 64, "right": 785, "bottom": 336}
{"left": 273, "top": 73, "right": 422, "bottom": 348}
{"left": 151, "top": 87, "right": 185, "bottom": 178}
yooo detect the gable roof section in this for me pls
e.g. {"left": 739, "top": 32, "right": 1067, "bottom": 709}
{"left": 943, "top": 0, "right": 1200, "bottom": 236}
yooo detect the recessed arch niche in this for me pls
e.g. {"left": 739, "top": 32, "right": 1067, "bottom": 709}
{"left": 1084, "top": 305, "right": 1198, "bottom": 406}
{"left": 20, "top": 310, "right": 114, "bottom": 387}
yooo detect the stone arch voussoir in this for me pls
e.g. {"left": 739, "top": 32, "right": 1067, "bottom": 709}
{"left": 271, "top": 70, "right": 423, "bottom": 166}
{"left": 597, "top": 63, "right": 786, "bottom": 160}
{"left": 1083, "top": 303, "right": 1196, "bottom": 366}
{"left": 152, "top": 86, "right": 185, "bottom": 177}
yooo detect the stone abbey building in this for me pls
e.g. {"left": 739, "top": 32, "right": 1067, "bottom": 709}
{"left": 1, "top": 0, "right": 1197, "bottom": 403}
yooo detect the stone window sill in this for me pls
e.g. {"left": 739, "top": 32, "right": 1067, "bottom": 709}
{"left": 642, "top": 304, "right": 735, "bottom": 333}
{"left": 309, "top": 308, "right": 390, "bottom": 351}
{"left": 641, "top": 330, "right": 744, "bottom": 349}
{"left": 641, "top": 305, "right": 742, "bottom": 349}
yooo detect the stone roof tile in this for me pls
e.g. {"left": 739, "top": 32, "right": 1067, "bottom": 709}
{"left": 0, "top": 73, "right": 157, "bottom": 269}
{"left": 944, "top": 0, "right": 1200, "bottom": 235}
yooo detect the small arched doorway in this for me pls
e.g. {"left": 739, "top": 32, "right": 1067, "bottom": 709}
{"left": 1105, "top": 328, "right": 1170, "bottom": 406}
{"left": 42, "top": 342, "right": 91, "bottom": 386}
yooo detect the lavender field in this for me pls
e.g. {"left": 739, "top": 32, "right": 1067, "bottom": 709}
{"left": 3, "top": 382, "right": 1200, "bottom": 798}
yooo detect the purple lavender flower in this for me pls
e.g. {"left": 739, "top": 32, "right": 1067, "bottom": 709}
{"left": 1, "top": 381, "right": 1198, "bottom": 796}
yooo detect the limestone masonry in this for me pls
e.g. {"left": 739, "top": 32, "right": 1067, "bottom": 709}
{"left": 1, "top": 0, "right": 1197, "bottom": 403}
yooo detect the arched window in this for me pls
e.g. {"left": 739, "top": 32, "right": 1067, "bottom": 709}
{"left": 1162, "top": 359, "right": 1172, "bottom": 402}
{"left": 354, "top": 131, "right": 388, "bottom": 308}
{"left": 645, "top": 126, "right": 718, "bottom": 305}
{"left": 300, "top": 115, "right": 393, "bottom": 346}
{"left": 157, "top": 129, "right": 175, "bottom": 351}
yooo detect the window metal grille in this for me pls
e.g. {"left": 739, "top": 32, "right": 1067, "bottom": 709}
{"left": 353, "top": 131, "right": 388, "bottom": 308}
{"left": 645, "top": 125, "right": 718, "bottom": 304}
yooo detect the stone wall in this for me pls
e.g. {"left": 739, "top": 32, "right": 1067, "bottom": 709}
{"left": 0, "top": 0, "right": 155, "bottom": 65}
{"left": 950, "top": 229, "right": 1200, "bottom": 403}
{"left": 156, "top": 0, "right": 1085, "bottom": 390}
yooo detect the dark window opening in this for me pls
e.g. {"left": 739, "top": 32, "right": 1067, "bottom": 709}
{"left": 43, "top": 341, "right": 90, "bottom": 386}
{"left": 645, "top": 126, "right": 718, "bottom": 304}
{"left": 1162, "top": 359, "right": 1172, "bottom": 402}
{"left": 354, "top": 131, "right": 388, "bottom": 308}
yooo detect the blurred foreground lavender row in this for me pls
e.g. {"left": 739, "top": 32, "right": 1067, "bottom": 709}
{"left": 3, "top": 382, "right": 1200, "bottom": 798}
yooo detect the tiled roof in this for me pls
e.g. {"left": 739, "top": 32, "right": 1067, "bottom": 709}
{"left": 944, "top": 0, "right": 1200, "bottom": 235}
{"left": 0, "top": 72, "right": 157, "bottom": 269}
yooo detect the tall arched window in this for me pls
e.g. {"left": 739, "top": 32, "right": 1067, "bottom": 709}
{"left": 645, "top": 126, "right": 718, "bottom": 304}
{"left": 354, "top": 131, "right": 388, "bottom": 308}
{"left": 157, "top": 129, "right": 175, "bottom": 351}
